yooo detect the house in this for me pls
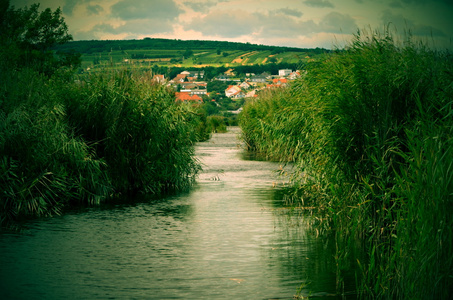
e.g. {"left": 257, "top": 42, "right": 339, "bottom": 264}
{"left": 187, "top": 70, "right": 205, "bottom": 79}
{"left": 180, "top": 81, "right": 208, "bottom": 96}
{"left": 152, "top": 74, "right": 165, "bottom": 84}
{"left": 225, "top": 85, "right": 242, "bottom": 98}
{"left": 273, "top": 78, "right": 288, "bottom": 86}
{"left": 267, "top": 79, "right": 287, "bottom": 89}
{"left": 288, "top": 71, "right": 301, "bottom": 80}
{"left": 171, "top": 74, "right": 187, "bottom": 83}
{"left": 215, "top": 74, "right": 230, "bottom": 81}
{"left": 239, "top": 81, "right": 251, "bottom": 90}
{"left": 245, "top": 90, "right": 257, "bottom": 98}
{"left": 175, "top": 92, "right": 203, "bottom": 103}
{"left": 250, "top": 72, "right": 271, "bottom": 83}
{"left": 250, "top": 74, "right": 267, "bottom": 83}
{"left": 278, "top": 69, "right": 292, "bottom": 77}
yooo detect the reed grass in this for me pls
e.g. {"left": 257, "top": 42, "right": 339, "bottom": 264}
{"left": 239, "top": 29, "right": 453, "bottom": 298}
{"left": 1, "top": 65, "right": 203, "bottom": 226}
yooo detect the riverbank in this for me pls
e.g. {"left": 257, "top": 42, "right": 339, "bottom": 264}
{"left": 239, "top": 30, "right": 453, "bottom": 298}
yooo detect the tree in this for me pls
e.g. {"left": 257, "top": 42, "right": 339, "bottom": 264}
{"left": 183, "top": 49, "right": 193, "bottom": 58}
{"left": 0, "top": 1, "right": 80, "bottom": 73}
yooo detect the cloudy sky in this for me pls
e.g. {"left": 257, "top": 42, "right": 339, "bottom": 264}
{"left": 10, "top": 0, "right": 453, "bottom": 49}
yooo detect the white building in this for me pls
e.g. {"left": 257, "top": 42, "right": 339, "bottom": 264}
{"left": 278, "top": 69, "right": 292, "bottom": 77}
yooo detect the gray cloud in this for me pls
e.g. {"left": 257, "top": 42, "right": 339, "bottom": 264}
{"left": 63, "top": 0, "right": 90, "bottom": 16}
{"left": 183, "top": 0, "right": 220, "bottom": 13}
{"left": 255, "top": 11, "right": 311, "bottom": 37}
{"left": 78, "top": 18, "right": 175, "bottom": 40}
{"left": 111, "top": 0, "right": 182, "bottom": 20}
{"left": 87, "top": 4, "right": 103, "bottom": 16}
{"left": 187, "top": 8, "right": 358, "bottom": 40}
{"left": 188, "top": 10, "right": 259, "bottom": 38}
{"left": 318, "top": 12, "right": 358, "bottom": 34}
{"left": 304, "top": 0, "right": 335, "bottom": 8}
{"left": 275, "top": 7, "right": 304, "bottom": 17}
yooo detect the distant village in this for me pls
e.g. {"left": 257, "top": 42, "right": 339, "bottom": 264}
{"left": 151, "top": 69, "right": 302, "bottom": 103}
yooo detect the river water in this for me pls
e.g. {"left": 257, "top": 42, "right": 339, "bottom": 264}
{"left": 0, "top": 127, "right": 356, "bottom": 299}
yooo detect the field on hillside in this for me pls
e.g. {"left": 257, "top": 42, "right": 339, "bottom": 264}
{"left": 81, "top": 48, "right": 311, "bottom": 70}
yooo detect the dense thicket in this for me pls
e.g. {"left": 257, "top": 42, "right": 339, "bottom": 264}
{"left": 0, "top": 3, "right": 203, "bottom": 227}
{"left": 240, "top": 31, "right": 453, "bottom": 298}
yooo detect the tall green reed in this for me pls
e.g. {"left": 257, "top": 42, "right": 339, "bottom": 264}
{"left": 1, "top": 65, "right": 203, "bottom": 227}
{"left": 239, "top": 29, "right": 453, "bottom": 298}
{"left": 0, "top": 67, "right": 110, "bottom": 226}
{"left": 63, "top": 70, "right": 202, "bottom": 195}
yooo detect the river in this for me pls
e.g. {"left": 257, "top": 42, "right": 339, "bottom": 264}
{"left": 0, "top": 127, "right": 356, "bottom": 299}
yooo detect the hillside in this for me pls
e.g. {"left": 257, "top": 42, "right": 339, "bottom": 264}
{"left": 55, "top": 38, "right": 330, "bottom": 72}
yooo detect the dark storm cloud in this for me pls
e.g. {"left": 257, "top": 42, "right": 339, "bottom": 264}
{"left": 357, "top": 0, "right": 452, "bottom": 5}
{"left": 381, "top": 9, "right": 446, "bottom": 37}
{"left": 304, "top": 0, "right": 335, "bottom": 8}
{"left": 397, "top": 0, "right": 453, "bottom": 5}
{"left": 110, "top": 0, "right": 182, "bottom": 20}
{"left": 389, "top": 1, "right": 403, "bottom": 8}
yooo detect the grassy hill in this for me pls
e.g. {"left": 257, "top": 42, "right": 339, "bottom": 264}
{"left": 55, "top": 38, "right": 329, "bottom": 72}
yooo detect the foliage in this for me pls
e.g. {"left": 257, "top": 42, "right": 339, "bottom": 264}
{"left": 206, "top": 115, "right": 227, "bottom": 133}
{"left": 55, "top": 37, "right": 329, "bottom": 56}
{"left": 0, "top": 66, "right": 202, "bottom": 227}
{"left": 0, "top": 2, "right": 205, "bottom": 228}
{"left": 0, "top": 68, "right": 111, "bottom": 225}
{"left": 0, "top": 1, "right": 80, "bottom": 74}
{"left": 239, "top": 29, "right": 453, "bottom": 298}
{"left": 62, "top": 70, "right": 202, "bottom": 195}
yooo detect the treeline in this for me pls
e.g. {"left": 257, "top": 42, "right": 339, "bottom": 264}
{"left": 152, "top": 61, "right": 300, "bottom": 82}
{"left": 54, "top": 37, "right": 330, "bottom": 56}
{"left": 240, "top": 30, "right": 453, "bottom": 298}
{"left": 0, "top": 2, "right": 206, "bottom": 227}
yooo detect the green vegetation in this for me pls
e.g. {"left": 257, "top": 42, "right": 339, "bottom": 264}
{"left": 0, "top": 2, "right": 203, "bottom": 227}
{"left": 0, "top": 2, "right": 81, "bottom": 75}
{"left": 53, "top": 37, "right": 327, "bottom": 75}
{"left": 240, "top": 30, "right": 453, "bottom": 298}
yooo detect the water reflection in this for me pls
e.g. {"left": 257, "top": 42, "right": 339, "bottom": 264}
{"left": 0, "top": 127, "right": 356, "bottom": 299}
